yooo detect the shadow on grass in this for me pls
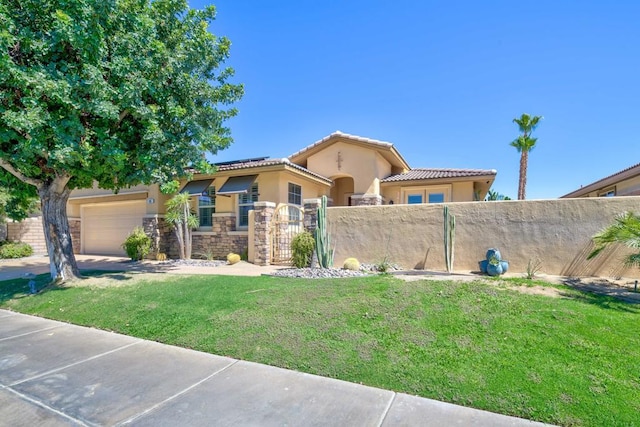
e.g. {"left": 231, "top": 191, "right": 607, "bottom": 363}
{"left": 0, "top": 270, "right": 137, "bottom": 305}
{"left": 0, "top": 273, "right": 59, "bottom": 304}
{"left": 561, "top": 277, "right": 640, "bottom": 308}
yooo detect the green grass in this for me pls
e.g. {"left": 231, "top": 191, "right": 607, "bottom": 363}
{"left": 2, "top": 273, "right": 640, "bottom": 426}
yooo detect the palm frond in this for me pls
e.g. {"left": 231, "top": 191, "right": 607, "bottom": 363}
{"left": 588, "top": 212, "right": 640, "bottom": 267}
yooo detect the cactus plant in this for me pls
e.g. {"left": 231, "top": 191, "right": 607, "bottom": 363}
{"left": 227, "top": 253, "right": 241, "bottom": 265}
{"left": 343, "top": 257, "right": 361, "bottom": 271}
{"left": 315, "top": 195, "right": 334, "bottom": 268}
{"left": 444, "top": 206, "right": 456, "bottom": 273}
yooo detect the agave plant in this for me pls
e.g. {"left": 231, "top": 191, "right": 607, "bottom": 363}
{"left": 588, "top": 211, "right": 640, "bottom": 268}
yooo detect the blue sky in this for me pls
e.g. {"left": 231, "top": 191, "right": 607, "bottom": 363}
{"left": 192, "top": 0, "right": 640, "bottom": 199}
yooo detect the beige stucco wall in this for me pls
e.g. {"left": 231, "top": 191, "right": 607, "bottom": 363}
{"left": 68, "top": 183, "right": 162, "bottom": 216}
{"left": 306, "top": 141, "right": 391, "bottom": 195}
{"left": 6, "top": 216, "right": 47, "bottom": 253}
{"left": 328, "top": 196, "right": 640, "bottom": 279}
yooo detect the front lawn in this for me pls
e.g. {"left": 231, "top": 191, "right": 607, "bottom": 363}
{"left": 2, "top": 273, "right": 639, "bottom": 426}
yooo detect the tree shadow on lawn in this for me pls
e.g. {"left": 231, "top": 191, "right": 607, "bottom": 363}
{"left": 559, "top": 278, "right": 640, "bottom": 313}
{"left": 0, "top": 270, "right": 134, "bottom": 304}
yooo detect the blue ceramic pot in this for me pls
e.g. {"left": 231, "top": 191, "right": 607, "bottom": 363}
{"left": 486, "top": 248, "right": 502, "bottom": 262}
{"left": 500, "top": 260, "right": 509, "bottom": 274}
{"left": 479, "top": 260, "right": 488, "bottom": 274}
{"left": 486, "top": 262, "right": 504, "bottom": 276}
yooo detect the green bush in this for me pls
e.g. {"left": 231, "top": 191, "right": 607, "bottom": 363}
{"left": 122, "top": 227, "right": 151, "bottom": 261}
{"left": 0, "top": 241, "right": 34, "bottom": 259}
{"left": 291, "top": 231, "right": 315, "bottom": 268}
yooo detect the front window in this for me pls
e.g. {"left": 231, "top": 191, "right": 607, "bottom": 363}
{"left": 428, "top": 193, "right": 445, "bottom": 203}
{"left": 198, "top": 186, "right": 216, "bottom": 227}
{"left": 407, "top": 194, "right": 423, "bottom": 204}
{"left": 238, "top": 183, "right": 259, "bottom": 227}
{"left": 288, "top": 183, "right": 302, "bottom": 220}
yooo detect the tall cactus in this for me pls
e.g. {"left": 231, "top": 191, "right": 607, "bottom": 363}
{"left": 315, "top": 195, "right": 334, "bottom": 268}
{"left": 444, "top": 205, "right": 456, "bottom": 273}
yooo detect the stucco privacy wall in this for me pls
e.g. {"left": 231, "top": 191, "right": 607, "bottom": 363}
{"left": 6, "top": 217, "right": 47, "bottom": 253}
{"left": 328, "top": 196, "right": 640, "bottom": 279}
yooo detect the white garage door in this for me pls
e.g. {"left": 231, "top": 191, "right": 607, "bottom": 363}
{"left": 83, "top": 201, "right": 146, "bottom": 256}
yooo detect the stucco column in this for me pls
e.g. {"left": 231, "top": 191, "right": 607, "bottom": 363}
{"left": 253, "top": 202, "right": 275, "bottom": 266}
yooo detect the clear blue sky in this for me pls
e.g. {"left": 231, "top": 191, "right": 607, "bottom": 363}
{"left": 191, "top": 0, "right": 640, "bottom": 200}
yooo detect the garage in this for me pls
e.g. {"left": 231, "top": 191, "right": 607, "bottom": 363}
{"left": 82, "top": 200, "right": 147, "bottom": 256}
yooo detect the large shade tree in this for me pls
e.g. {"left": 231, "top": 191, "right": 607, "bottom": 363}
{"left": 510, "top": 113, "right": 542, "bottom": 200}
{"left": 0, "top": 0, "right": 243, "bottom": 281}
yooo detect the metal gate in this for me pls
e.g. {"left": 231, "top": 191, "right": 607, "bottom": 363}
{"left": 271, "top": 204, "right": 304, "bottom": 265}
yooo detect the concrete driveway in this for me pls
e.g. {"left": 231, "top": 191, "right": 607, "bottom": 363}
{"left": 0, "top": 255, "right": 285, "bottom": 282}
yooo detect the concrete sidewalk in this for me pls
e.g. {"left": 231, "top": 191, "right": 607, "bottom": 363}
{"left": 0, "top": 310, "right": 551, "bottom": 426}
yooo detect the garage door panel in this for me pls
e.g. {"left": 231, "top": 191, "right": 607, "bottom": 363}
{"left": 83, "top": 201, "right": 146, "bottom": 256}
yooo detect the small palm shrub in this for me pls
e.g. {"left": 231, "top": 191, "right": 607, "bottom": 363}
{"left": 122, "top": 227, "right": 151, "bottom": 261}
{"left": 291, "top": 231, "right": 315, "bottom": 268}
{"left": 0, "top": 241, "right": 33, "bottom": 259}
{"left": 227, "top": 253, "right": 241, "bottom": 264}
{"left": 343, "top": 257, "right": 361, "bottom": 271}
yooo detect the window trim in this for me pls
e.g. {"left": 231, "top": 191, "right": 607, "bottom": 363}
{"left": 288, "top": 182, "right": 302, "bottom": 206}
{"left": 402, "top": 185, "right": 452, "bottom": 204}
{"left": 237, "top": 182, "right": 259, "bottom": 229}
{"left": 197, "top": 185, "right": 216, "bottom": 229}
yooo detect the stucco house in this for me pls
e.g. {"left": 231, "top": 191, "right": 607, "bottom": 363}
{"left": 561, "top": 162, "right": 640, "bottom": 198}
{"left": 8, "top": 131, "right": 497, "bottom": 261}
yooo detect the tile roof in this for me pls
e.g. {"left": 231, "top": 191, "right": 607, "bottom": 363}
{"left": 215, "top": 158, "right": 332, "bottom": 183}
{"left": 382, "top": 168, "right": 497, "bottom": 183}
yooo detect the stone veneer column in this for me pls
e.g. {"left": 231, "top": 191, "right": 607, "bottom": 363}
{"left": 350, "top": 194, "right": 382, "bottom": 206}
{"left": 252, "top": 202, "right": 275, "bottom": 266}
{"left": 303, "top": 198, "right": 322, "bottom": 234}
{"left": 68, "top": 218, "right": 81, "bottom": 254}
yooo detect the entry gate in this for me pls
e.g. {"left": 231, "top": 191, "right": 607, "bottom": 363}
{"left": 271, "top": 204, "right": 304, "bottom": 265}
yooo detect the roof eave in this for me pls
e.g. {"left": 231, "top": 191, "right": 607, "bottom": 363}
{"left": 561, "top": 163, "right": 640, "bottom": 198}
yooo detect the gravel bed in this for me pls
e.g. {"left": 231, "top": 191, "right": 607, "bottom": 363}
{"left": 270, "top": 267, "right": 370, "bottom": 279}
{"left": 159, "top": 259, "right": 227, "bottom": 268}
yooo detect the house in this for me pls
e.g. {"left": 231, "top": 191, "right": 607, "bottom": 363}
{"left": 8, "top": 131, "right": 497, "bottom": 260}
{"left": 561, "top": 162, "right": 640, "bottom": 198}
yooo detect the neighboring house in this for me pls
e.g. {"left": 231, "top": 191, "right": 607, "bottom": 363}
{"left": 10, "top": 131, "right": 497, "bottom": 259}
{"left": 561, "top": 162, "right": 640, "bottom": 198}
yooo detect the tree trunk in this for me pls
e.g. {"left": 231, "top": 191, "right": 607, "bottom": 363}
{"left": 174, "top": 223, "right": 185, "bottom": 259}
{"left": 183, "top": 203, "right": 192, "bottom": 259}
{"left": 518, "top": 151, "right": 528, "bottom": 200}
{"left": 39, "top": 177, "right": 81, "bottom": 282}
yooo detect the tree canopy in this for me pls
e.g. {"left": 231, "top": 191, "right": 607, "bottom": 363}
{"left": 0, "top": 0, "right": 243, "bottom": 280}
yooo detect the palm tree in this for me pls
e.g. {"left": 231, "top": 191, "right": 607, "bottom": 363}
{"left": 587, "top": 212, "right": 640, "bottom": 268}
{"left": 510, "top": 113, "right": 542, "bottom": 200}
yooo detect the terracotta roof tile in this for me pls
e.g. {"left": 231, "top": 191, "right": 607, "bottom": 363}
{"left": 382, "top": 168, "right": 497, "bottom": 182}
{"left": 215, "top": 158, "right": 332, "bottom": 183}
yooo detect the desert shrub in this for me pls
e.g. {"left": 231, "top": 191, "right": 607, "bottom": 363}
{"left": 0, "top": 241, "right": 33, "bottom": 259}
{"left": 343, "top": 257, "right": 361, "bottom": 271}
{"left": 291, "top": 231, "right": 315, "bottom": 268}
{"left": 122, "top": 227, "right": 151, "bottom": 261}
{"left": 227, "top": 253, "right": 241, "bottom": 264}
